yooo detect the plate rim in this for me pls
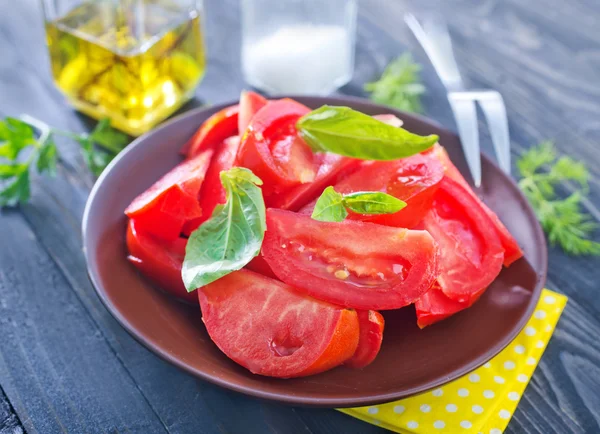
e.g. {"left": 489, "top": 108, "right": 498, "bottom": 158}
{"left": 82, "top": 95, "right": 547, "bottom": 407}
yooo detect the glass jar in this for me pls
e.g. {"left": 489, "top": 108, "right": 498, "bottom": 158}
{"left": 42, "top": 0, "right": 207, "bottom": 136}
{"left": 241, "top": 0, "right": 357, "bottom": 95}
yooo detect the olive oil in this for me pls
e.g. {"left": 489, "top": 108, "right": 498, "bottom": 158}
{"left": 46, "top": 1, "right": 206, "bottom": 135}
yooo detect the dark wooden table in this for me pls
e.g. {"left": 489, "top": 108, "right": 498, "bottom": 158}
{"left": 1, "top": 0, "right": 599, "bottom": 433}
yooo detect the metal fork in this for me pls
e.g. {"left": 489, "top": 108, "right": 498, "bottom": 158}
{"left": 405, "top": 13, "right": 511, "bottom": 187}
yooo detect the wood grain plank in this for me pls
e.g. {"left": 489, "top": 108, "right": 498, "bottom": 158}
{"left": 0, "top": 386, "right": 23, "bottom": 434}
{"left": 0, "top": 210, "right": 170, "bottom": 433}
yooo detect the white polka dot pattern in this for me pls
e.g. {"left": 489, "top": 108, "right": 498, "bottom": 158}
{"left": 338, "top": 289, "right": 567, "bottom": 434}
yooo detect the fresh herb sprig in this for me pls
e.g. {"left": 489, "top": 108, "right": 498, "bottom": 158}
{"left": 0, "top": 116, "right": 129, "bottom": 207}
{"left": 517, "top": 141, "right": 600, "bottom": 255}
{"left": 364, "top": 53, "right": 425, "bottom": 113}
{"left": 311, "top": 186, "right": 406, "bottom": 222}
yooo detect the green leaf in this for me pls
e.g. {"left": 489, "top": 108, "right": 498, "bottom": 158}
{"left": 343, "top": 191, "right": 406, "bottom": 215}
{"left": 0, "top": 117, "right": 36, "bottom": 161}
{"left": 516, "top": 140, "right": 556, "bottom": 177}
{"left": 297, "top": 105, "right": 438, "bottom": 160}
{"left": 364, "top": 54, "right": 425, "bottom": 113}
{"left": 36, "top": 136, "right": 58, "bottom": 176}
{"left": 78, "top": 136, "right": 114, "bottom": 176}
{"left": 550, "top": 156, "right": 588, "bottom": 187}
{"left": 89, "top": 118, "right": 129, "bottom": 152}
{"left": 182, "top": 167, "right": 266, "bottom": 291}
{"left": 311, "top": 186, "right": 347, "bottom": 222}
{"left": 0, "top": 163, "right": 28, "bottom": 179}
{"left": 0, "top": 170, "right": 30, "bottom": 207}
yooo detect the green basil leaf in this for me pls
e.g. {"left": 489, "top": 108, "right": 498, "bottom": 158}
{"left": 311, "top": 186, "right": 347, "bottom": 222}
{"left": 343, "top": 191, "right": 406, "bottom": 215}
{"left": 182, "top": 167, "right": 266, "bottom": 291}
{"left": 296, "top": 106, "right": 438, "bottom": 160}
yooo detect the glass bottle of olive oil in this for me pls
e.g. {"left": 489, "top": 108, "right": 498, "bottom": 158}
{"left": 44, "top": 0, "right": 206, "bottom": 136}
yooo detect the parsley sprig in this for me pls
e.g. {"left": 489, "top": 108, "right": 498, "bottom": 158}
{"left": 0, "top": 116, "right": 129, "bottom": 207}
{"left": 517, "top": 141, "right": 600, "bottom": 255}
{"left": 364, "top": 53, "right": 425, "bottom": 113}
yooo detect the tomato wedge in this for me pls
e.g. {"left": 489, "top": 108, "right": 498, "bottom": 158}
{"left": 199, "top": 269, "right": 359, "bottom": 378}
{"left": 345, "top": 310, "right": 384, "bottom": 369}
{"left": 245, "top": 255, "right": 277, "bottom": 279}
{"left": 268, "top": 153, "right": 361, "bottom": 210}
{"left": 235, "top": 99, "right": 317, "bottom": 198}
{"left": 182, "top": 136, "right": 241, "bottom": 236}
{"left": 238, "top": 90, "right": 268, "bottom": 135}
{"left": 422, "top": 177, "right": 504, "bottom": 305}
{"left": 414, "top": 282, "right": 473, "bottom": 328}
{"left": 262, "top": 209, "right": 438, "bottom": 310}
{"left": 126, "top": 219, "right": 197, "bottom": 304}
{"left": 125, "top": 149, "right": 213, "bottom": 240}
{"left": 432, "top": 145, "right": 523, "bottom": 266}
{"left": 182, "top": 105, "right": 239, "bottom": 157}
{"left": 300, "top": 153, "right": 444, "bottom": 228}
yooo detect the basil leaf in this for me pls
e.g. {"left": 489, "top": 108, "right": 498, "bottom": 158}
{"left": 182, "top": 167, "right": 266, "bottom": 291}
{"left": 296, "top": 105, "right": 438, "bottom": 160}
{"left": 311, "top": 186, "right": 347, "bottom": 222}
{"left": 343, "top": 191, "right": 406, "bottom": 215}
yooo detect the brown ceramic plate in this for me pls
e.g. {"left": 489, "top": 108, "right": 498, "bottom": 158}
{"left": 82, "top": 96, "right": 546, "bottom": 407}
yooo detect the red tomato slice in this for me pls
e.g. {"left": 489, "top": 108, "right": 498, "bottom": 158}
{"left": 267, "top": 154, "right": 361, "bottom": 210}
{"left": 182, "top": 105, "right": 239, "bottom": 157}
{"left": 238, "top": 90, "right": 268, "bottom": 135}
{"left": 235, "top": 99, "right": 317, "bottom": 197}
{"left": 262, "top": 209, "right": 439, "bottom": 310}
{"left": 245, "top": 255, "right": 277, "bottom": 279}
{"left": 414, "top": 282, "right": 474, "bottom": 328}
{"left": 125, "top": 149, "right": 213, "bottom": 240}
{"left": 422, "top": 177, "right": 504, "bottom": 305}
{"left": 345, "top": 310, "right": 384, "bottom": 369}
{"left": 432, "top": 145, "right": 523, "bottom": 266}
{"left": 199, "top": 269, "right": 359, "bottom": 378}
{"left": 300, "top": 153, "right": 444, "bottom": 228}
{"left": 182, "top": 136, "right": 241, "bottom": 236}
{"left": 126, "top": 219, "right": 197, "bottom": 304}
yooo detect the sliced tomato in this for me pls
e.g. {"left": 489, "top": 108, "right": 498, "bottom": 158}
{"left": 432, "top": 145, "right": 523, "bottom": 266}
{"left": 267, "top": 153, "right": 361, "bottom": 210}
{"left": 262, "top": 209, "right": 438, "bottom": 310}
{"left": 415, "top": 282, "right": 476, "bottom": 328}
{"left": 235, "top": 99, "right": 317, "bottom": 198}
{"left": 345, "top": 310, "right": 384, "bottom": 369}
{"left": 245, "top": 255, "right": 277, "bottom": 279}
{"left": 199, "top": 269, "right": 359, "bottom": 378}
{"left": 182, "top": 105, "right": 239, "bottom": 157}
{"left": 238, "top": 90, "right": 268, "bottom": 135}
{"left": 300, "top": 153, "right": 444, "bottom": 228}
{"left": 126, "top": 219, "right": 197, "bottom": 304}
{"left": 422, "top": 177, "right": 504, "bottom": 305}
{"left": 182, "top": 136, "right": 241, "bottom": 236}
{"left": 125, "top": 149, "right": 213, "bottom": 240}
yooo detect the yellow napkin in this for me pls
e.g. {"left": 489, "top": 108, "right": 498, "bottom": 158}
{"left": 339, "top": 289, "right": 567, "bottom": 434}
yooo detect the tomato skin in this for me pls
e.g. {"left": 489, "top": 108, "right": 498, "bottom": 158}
{"left": 182, "top": 105, "right": 239, "bottom": 157}
{"left": 199, "top": 269, "right": 359, "bottom": 378}
{"left": 125, "top": 149, "right": 213, "bottom": 240}
{"left": 422, "top": 177, "right": 504, "bottom": 305}
{"left": 126, "top": 219, "right": 197, "bottom": 304}
{"left": 238, "top": 90, "right": 268, "bottom": 135}
{"left": 415, "top": 282, "right": 475, "bottom": 328}
{"left": 182, "top": 136, "right": 241, "bottom": 236}
{"left": 300, "top": 153, "right": 444, "bottom": 228}
{"left": 262, "top": 209, "right": 439, "bottom": 310}
{"left": 267, "top": 154, "right": 362, "bottom": 210}
{"left": 432, "top": 145, "right": 523, "bottom": 266}
{"left": 245, "top": 255, "right": 277, "bottom": 279}
{"left": 235, "top": 99, "right": 317, "bottom": 198}
{"left": 345, "top": 310, "right": 384, "bottom": 369}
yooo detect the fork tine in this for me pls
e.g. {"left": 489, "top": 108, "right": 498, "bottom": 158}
{"left": 448, "top": 94, "right": 482, "bottom": 187}
{"left": 478, "top": 93, "right": 511, "bottom": 175}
